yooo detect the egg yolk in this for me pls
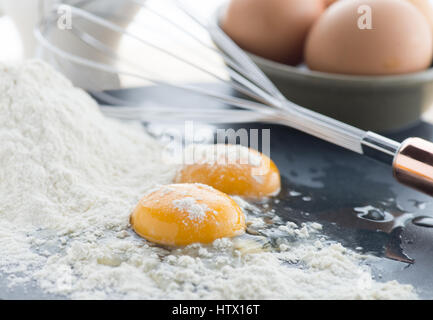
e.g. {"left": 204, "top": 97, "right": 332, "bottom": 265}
{"left": 175, "top": 144, "right": 281, "bottom": 199}
{"left": 130, "top": 184, "right": 246, "bottom": 246}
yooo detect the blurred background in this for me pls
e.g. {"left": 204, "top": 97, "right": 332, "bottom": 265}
{"left": 2, "top": 0, "right": 433, "bottom": 128}
{"left": 0, "top": 0, "right": 225, "bottom": 63}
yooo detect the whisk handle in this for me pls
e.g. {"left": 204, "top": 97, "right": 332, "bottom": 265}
{"left": 393, "top": 138, "right": 433, "bottom": 197}
{"left": 361, "top": 132, "right": 433, "bottom": 196}
{"left": 361, "top": 132, "right": 400, "bottom": 165}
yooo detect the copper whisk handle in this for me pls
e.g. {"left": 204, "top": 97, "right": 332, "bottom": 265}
{"left": 393, "top": 138, "right": 433, "bottom": 197}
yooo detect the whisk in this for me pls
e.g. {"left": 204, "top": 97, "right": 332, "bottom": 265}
{"left": 35, "top": 0, "right": 433, "bottom": 197}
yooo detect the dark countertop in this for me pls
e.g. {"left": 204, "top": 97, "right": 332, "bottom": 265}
{"left": 93, "top": 84, "right": 433, "bottom": 298}
{"left": 2, "top": 83, "right": 433, "bottom": 299}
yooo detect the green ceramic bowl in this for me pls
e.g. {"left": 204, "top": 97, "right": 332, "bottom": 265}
{"left": 213, "top": 5, "right": 433, "bottom": 132}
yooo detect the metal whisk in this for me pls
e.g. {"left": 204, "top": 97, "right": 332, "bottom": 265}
{"left": 35, "top": 0, "right": 433, "bottom": 196}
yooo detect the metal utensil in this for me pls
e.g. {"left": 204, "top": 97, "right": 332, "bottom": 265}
{"left": 35, "top": 0, "right": 433, "bottom": 196}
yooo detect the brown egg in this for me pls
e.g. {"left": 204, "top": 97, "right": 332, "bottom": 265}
{"left": 222, "top": 0, "right": 325, "bottom": 65}
{"left": 327, "top": 0, "right": 433, "bottom": 32}
{"left": 406, "top": 0, "right": 433, "bottom": 35}
{"left": 324, "top": 0, "right": 338, "bottom": 7}
{"left": 305, "top": 0, "right": 433, "bottom": 75}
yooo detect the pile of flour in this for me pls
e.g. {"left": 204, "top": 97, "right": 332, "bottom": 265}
{"left": 0, "top": 60, "right": 417, "bottom": 299}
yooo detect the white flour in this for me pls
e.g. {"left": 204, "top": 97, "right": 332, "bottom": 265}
{"left": 0, "top": 60, "right": 417, "bottom": 299}
{"left": 173, "top": 197, "right": 212, "bottom": 222}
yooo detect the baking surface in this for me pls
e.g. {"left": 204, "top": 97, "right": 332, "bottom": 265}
{"left": 93, "top": 84, "right": 433, "bottom": 299}
{"left": 2, "top": 84, "right": 433, "bottom": 299}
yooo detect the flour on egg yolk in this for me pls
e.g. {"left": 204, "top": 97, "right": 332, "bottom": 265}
{"left": 175, "top": 144, "right": 281, "bottom": 198}
{"left": 130, "top": 184, "right": 246, "bottom": 246}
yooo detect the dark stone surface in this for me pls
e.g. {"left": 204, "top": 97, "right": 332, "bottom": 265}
{"left": 94, "top": 84, "right": 433, "bottom": 298}
{"left": 3, "top": 84, "right": 432, "bottom": 299}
